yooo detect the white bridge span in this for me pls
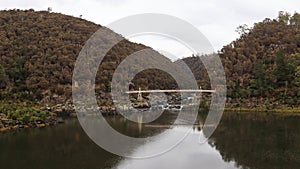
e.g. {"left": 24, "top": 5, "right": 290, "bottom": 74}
{"left": 126, "top": 89, "right": 216, "bottom": 94}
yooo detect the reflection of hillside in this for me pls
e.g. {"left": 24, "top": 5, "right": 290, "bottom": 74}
{"left": 207, "top": 113, "right": 300, "bottom": 169}
{"left": 0, "top": 119, "right": 120, "bottom": 169}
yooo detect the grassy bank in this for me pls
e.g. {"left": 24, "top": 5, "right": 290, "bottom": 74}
{"left": 0, "top": 102, "right": 60, "bottom": 132}
{"left": 224, "top": 107, "right": 300, "bottom": 115}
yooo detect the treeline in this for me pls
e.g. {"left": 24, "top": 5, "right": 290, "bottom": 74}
{"left": 182, "top": 11, "right": 300, "bottom": 108}
{"left": 0, "top": 9, "right": 177, "bottom": 103}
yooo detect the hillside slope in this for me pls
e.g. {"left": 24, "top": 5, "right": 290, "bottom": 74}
{"left": 0, "top": 9, "right": 180, "bottom": 103}
{"left": 181, "top": 12, "right": 300, "bottom": 108}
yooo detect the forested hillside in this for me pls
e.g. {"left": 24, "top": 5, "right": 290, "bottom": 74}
{"left": 182, "top": 12, "right": 300, "bottom": 108}
{"left": 0, "top": 9, "right": 177, "bottom": 103}
{"left": 0, "top": 9, "right": 299, "bottom": 109}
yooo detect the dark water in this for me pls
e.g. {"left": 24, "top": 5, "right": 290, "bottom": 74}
{"left": 1, "top": 112, "right": 300, "bottom": 169}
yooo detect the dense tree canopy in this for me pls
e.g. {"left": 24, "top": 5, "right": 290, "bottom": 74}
{"left": 182, "top": 11, "right": 300, "bottom": 108}
{"left": 0, "top": 10, "right": 299, "bottom": 108}
{"left": 0, "top": 9, "right": 178, "bottom": 102}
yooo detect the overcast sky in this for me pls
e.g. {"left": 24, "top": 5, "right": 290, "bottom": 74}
{"left": 0, "top": 0, "right": 299, "bottom": 59}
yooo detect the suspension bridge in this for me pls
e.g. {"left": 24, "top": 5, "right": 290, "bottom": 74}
{"left": 126, "top": 88, "right": 216, "bottom": 94}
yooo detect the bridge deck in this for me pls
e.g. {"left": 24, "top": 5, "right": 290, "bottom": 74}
{"left": 126, "top": 89, "right": 216, "bottom": 94}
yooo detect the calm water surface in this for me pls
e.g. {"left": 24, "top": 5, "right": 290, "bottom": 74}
{"left": 1, "top": 112, "right": 300, "bottom": 169}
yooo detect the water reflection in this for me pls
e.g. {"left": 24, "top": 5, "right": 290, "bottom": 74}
{"left": 0, "top": 112, "right": 299, "bottom": 169}
{"left": 0, "top": 119, "right": 121, "bottom": 169}
{"left": 209, "top": 113, "right": 300, "bottom": 169}
{"left": 115, "top": 126, "right": 239, "bottom": 169}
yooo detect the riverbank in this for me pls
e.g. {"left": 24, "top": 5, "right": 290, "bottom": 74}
{"left": 0, "top": 99, "right": 120, "bottom": 132}
{"left": 0, "top": 101, "right": 71, "bottom": 133}
{"left": 2, "top": 99, "right": 300, "bottom": 133}
{"left": 0, "top": 122, "right": 54, "bottom": 132}
{"left": 224, "top": 107, "right": 300, "bottom": 115}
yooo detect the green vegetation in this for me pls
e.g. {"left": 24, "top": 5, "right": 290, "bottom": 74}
{"left": 222, "top": 11, "right": 300, "bottom": 106}
{"left": 0, "top": 102, "right": 51, "bottom": 130}
{"left": 182, "top": 11, "right": 300, "bottom": 110}
{"left": 0, "top": 105, "right": 47, "bottom": 122}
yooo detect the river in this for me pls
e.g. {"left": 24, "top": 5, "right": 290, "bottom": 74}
{"left": 0, "top": 112, "right": 299, "bottom": 169}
